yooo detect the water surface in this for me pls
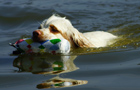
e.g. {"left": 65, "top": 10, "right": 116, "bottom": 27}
{"left": 0, "top": 0, "right": 140, "bottom": 90}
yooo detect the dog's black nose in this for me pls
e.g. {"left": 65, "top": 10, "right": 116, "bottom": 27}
{"left": 33, "top": 30, "right": 41, "bottom": 37}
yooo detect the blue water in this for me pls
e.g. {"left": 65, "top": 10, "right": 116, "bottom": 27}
{"left": 1, "top": 0, "right": 140, "bottom": 90}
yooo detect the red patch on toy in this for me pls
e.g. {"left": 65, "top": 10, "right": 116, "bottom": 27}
{"left": 15, "top": 39, "right": 24, "bottom": 44}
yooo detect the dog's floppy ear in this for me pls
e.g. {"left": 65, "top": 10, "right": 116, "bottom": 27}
{"left": 70, "top": 32, "right": 94, "bottom": 48}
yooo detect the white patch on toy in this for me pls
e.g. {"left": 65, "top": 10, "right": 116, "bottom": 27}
{"left": 11, "top": 38, "right": 70, "bottom": 54}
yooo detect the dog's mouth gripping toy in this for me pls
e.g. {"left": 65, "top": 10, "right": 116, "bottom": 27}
{"left": 9, "top": 38, "right": 70, "bottom": 54}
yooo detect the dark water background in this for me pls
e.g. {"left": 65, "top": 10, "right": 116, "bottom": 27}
{"left": 1, "top": 0, "right": 140, "bottom": 90}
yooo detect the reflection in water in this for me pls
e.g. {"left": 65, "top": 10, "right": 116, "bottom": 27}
{"left": 37, "top": 76, "right": 88, "bottom": 89}
{"left": 13, "top": 54, "right": 78, "bottom": 74}
{"left": 13, "top": 54, "right": 88, "bottom": 89}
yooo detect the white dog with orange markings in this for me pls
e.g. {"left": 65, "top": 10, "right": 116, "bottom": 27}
{"left": 32, "top": 14, "right": 117, "bottom": 48}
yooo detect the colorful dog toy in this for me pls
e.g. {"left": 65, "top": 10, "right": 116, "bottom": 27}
{"left": 9, "top": 38, "right": 70, "bottom": 54}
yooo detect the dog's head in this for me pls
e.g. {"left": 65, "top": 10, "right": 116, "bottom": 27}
{"left": 32, "top": 15, "right": 93, "bottom": 48}
{"left": 32, "top": 24, "right": 64, "bottom": 41}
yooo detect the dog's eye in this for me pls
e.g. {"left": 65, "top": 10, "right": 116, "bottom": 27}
{"left": 49, "top": 25, "right": 59, "bottom": 34}
{"left": 51, "top": 28, "right": 59, "bottom": 32}
{"left": 38, "top": 26, "right": 42, "bottom": 29}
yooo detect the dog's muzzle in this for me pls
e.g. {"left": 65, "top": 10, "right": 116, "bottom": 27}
{"left": 32, "top": 30, "right": 43, "bottom": 42}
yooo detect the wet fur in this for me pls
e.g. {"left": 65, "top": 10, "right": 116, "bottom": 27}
{"left": 33, "top": 15, "right": 117, "bottom": 48}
